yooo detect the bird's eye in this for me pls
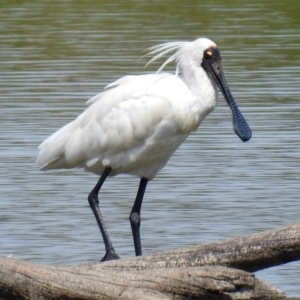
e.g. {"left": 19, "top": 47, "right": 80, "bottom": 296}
{"left": 204, "top": 50, "right": 213, "bottom": 59}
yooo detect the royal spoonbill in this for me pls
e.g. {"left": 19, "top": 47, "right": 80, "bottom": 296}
{"left": 37, "top": 37, "right": 252, "bottom": 261}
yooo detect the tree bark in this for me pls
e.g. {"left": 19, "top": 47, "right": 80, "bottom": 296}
{"left": 2, "top": 220, "right": 299, "bottom": 300}
{"left": 100, "top": 220, "right": 300, "bottom": 272}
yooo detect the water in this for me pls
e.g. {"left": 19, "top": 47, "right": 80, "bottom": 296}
{"left": 1, "top": 0, "right": 300, "bottom": 297}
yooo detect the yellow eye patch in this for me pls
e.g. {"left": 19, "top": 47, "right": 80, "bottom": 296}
{"left": 204, "top": 50, "right": 213, "bottom": 59}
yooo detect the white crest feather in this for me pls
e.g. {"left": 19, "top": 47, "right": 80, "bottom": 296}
{"left": 145, "top": 41, "right": 186, "bottom": 76}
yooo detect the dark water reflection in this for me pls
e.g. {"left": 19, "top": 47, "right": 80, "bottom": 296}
{"left": 1, "top": 0, "right": 300, "bottom": 296}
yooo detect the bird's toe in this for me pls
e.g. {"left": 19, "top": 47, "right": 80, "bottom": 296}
{"left": 100, "top": 249, "right": 120, "bottom": 262}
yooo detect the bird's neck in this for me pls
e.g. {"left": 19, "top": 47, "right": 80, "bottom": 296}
{"left": 182, "top": 65, "right": 218, "bottom": 115}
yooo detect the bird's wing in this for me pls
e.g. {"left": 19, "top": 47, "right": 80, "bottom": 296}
{"left": 37, "top": 73, "right": 192, "bottom": 171}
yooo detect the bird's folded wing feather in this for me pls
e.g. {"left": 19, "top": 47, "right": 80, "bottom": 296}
{"left": 37, "top": 73, "right": 192, "bottom": 171}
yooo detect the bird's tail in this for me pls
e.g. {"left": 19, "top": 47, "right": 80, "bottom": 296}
{"left": 36, "top": 121, "right": 77, "bottom": 170}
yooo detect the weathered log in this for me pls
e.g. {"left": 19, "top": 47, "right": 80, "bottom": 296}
{"left": 0, "top": 258, "right": 284, "bottom": 300}
{"left": 99, "top": 220, "right": 300, "bottom": 272}
{"left": 2, "top": 220, "right": 299, "bottom": 300}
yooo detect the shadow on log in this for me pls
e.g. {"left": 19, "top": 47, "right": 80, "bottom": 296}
{"left": 1, "top": 221, "right": 300, "bottom": 300}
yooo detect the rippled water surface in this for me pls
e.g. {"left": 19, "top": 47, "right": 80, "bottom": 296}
{"left": 1, "top": 0, "right": 300, "bottom": 297}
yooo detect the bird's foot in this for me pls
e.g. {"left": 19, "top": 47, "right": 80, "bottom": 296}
{"left": 100, "top": 249, "right": 120, "bottom": 262}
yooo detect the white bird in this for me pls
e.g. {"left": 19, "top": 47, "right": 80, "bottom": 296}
{"left": 37, "top": 37, "right": 252, "bottom": 261}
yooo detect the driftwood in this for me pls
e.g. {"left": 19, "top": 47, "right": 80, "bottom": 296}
{"left": 1, "top": 221, "right": 300, "bottom": 300}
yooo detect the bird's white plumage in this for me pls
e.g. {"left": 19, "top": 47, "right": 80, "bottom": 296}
{"left": 37, "top": 38, "right": 218, "bottom": 179}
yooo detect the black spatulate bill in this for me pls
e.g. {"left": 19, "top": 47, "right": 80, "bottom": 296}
{"left": 201, "top": 47, "right": 252, "bottom": 142}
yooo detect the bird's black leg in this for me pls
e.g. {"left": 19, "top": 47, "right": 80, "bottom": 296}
{"left": 129, "top": 177, "right": 148, "bottom": 256}
{"left": 88, "top": 166, "right": 120, "bottom": 262}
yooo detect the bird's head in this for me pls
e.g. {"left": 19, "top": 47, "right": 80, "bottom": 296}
{"left": 147, "top": 37, "right": 252, "bottom": 142}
